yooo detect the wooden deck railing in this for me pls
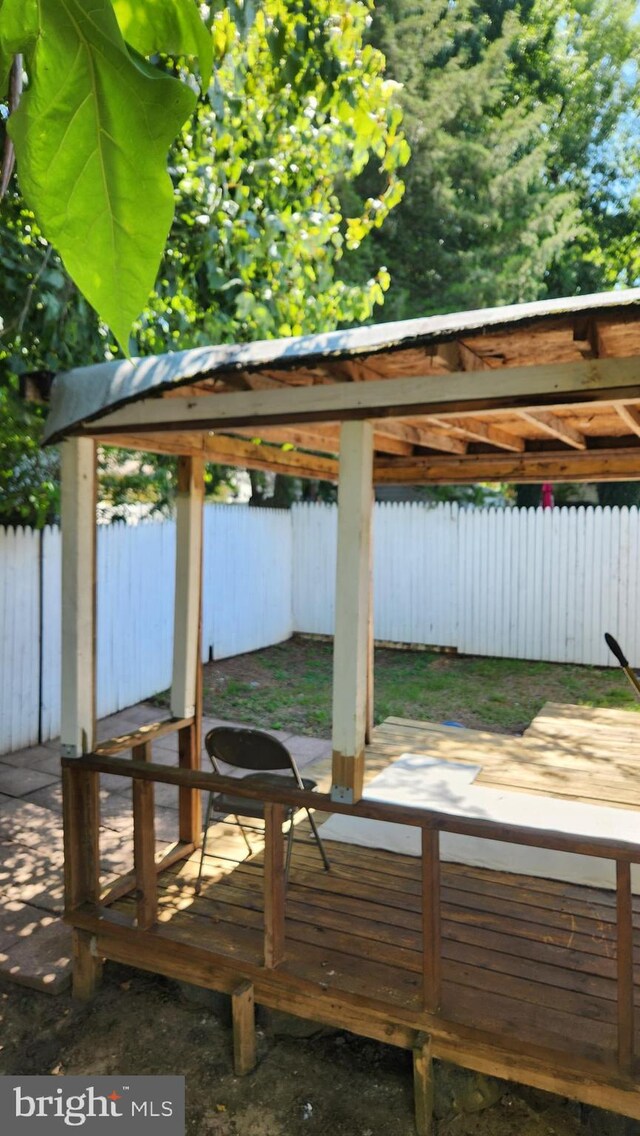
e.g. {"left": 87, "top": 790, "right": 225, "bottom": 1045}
{"left": 62, "top": 737, "right": 640, "bottom": 1075}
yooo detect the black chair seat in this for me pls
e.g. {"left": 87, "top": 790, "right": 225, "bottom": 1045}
{"left": 212, "top": 773, "right": 318, "bottom": 820}
{"left": 196, "top": 726, "right": 330, "bottom": 893}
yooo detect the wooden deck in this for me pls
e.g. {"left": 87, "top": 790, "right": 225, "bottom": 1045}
{"left": 63, "top": 705, "right": 640, "bottom": 1124}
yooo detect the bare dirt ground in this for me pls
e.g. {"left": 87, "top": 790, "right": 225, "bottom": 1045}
{"left": 0, "top": 967, "right": 636, "bottom": 1136}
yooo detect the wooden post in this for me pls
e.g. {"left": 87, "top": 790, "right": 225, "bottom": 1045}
{"left": 72, "top": 930, "right": 102, "bottom": 1003}
{"left": 62, "top": 764, "right": 102, "bottom": 998}
{"left": 331, "top": 421, "right": 374, "bottom": 803}
{"left": 413, "top": 1032, "right": 434, "bottom": 1136}
{"left": 60, "top": 438, "right": 96, "bottom": 757}
{"left": 171, "top": 455, "right": 204, "bottom": 718}
{"left": 171, "top": 456, "right": 204, "bottom": 844}
{"left": 264, "top": 803, "right": 286, "bottom": 968}
{"left": 178, "top": 723, "right": 201, "bottom": 844}
{"left": 365, "top": 489, "right": 374, "bottom": 745}
{"left": 133, "top": 776, "right": 157, "bottom": 929}
{"left": 232, "top": 981, "right": 257, "bottom": 1075}
{"left": 422, "top": 829, "right": 442, "bottom": 1014}
{"left": 616, "top": 860, "right": 634, "bottom": 1072}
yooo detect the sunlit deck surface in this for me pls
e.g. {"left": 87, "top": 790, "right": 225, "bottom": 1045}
{"left": 115, "top": 829, "right": 639, "bottom": 1067}
{"left": 96, "top": 707, "right": 640, "bottom": 1115}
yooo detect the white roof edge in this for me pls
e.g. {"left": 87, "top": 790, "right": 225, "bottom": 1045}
{"left": 42, "top": 287, "right": 640, "bottom": 444}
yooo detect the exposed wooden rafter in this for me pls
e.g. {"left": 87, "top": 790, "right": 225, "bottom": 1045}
{"left": 573, "top": 319, "right": 600, "bottom": 360}
{"left": 427, "top": 415, "right": 525, "bottom": 453}
{"left": 374, "top": 447, "right": 640, "bottom": 485}
{"left": 615, "top": 403, "right": 640, "bottom": 438}
{"left": 518, "top": 409, "right": 586, "bottom": 450}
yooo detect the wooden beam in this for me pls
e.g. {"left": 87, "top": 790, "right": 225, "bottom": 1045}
{"left": 373, "top": 447, "right": 640, "bottom": 485}
{"left": 615, "top": 403, "right": 640, "bottom": 437}
{"left": 376, "top": 419, "right": 466, "bottom": 455}
{"left": 331, "top": 421, "right": 373, "bottom": 804}
{"left": 178, "top": 722, "right": 201, "bottom": 846}
{"left": 60, "top": 438, "right": 96, "bottom": 757}
{"left": 428, "top": 415, "right": 524, "bottom": 452}
{"left": 616, "top": 861, "right": 634, "bottom": 1073}
{"left": 171, "top": 456, "right": 204, "bottom": 719}
{"left": 233, "top": 422, "right": 414, "bottom": 458}
{"left": 422, "top": 830, "right": 441, "bottom": 1014}
{"left": 62, "top": 763, "right": 102, "bottom": 998}
{"left": 133, "top": 776, "right": 157, "bottom": 929}
{"left": 232, "top": 981, "right": 257, "bottom": 1075}
{"left": 80, "top": 356, "right": 640, "bottom": 435}
{"left": 413, "top": 1033, "right": 435, "bottom": 1136}
{"left": 432, "top": 341, "right": 461, "bottom": 372}
{"left": 264, "top": 803, "right": 286, "bottom": 968}
{"left": 573, "top": 319, "right": 600, "bottom": 359}
{"left": 205, "top": 435, "right": 339, "bottom": 480}
{"left": 518, "top": 410, "right": 586, "bottom": 450}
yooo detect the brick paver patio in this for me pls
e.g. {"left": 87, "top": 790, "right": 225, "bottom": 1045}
{"left": 0, "top": 704, "right": 331, "bottom": 993}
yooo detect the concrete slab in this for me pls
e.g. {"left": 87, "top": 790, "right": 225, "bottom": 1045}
{"left": 0, "top": 797, "right": 63, "bottom": 857}
{"left": 0, "top": 745, "right": 59, "bottom": 770}
{"left": 0, "top": 903, "right": 71, "bottom": 993}
{"left": 0, "top": 842, "right": 65, "bottom": 914}
{"left": 0, "top": 765, "right": 59, "bottom": 798}
{"left": 286, "top": 735, "right": 332, "bottom": 762}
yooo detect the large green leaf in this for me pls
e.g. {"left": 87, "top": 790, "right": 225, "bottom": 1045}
{"left": 8, "top": 0, "right": 195, "bottom": 348}
{"left": 112, "top": 0, "right": 213, "bottom": 89}
{"left": 0, "top": 0, "right": 39, "bottom": 53}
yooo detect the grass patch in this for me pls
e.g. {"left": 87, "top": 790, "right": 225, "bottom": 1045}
{"left": 195, "top": 635, "right": 640, "bottom": 738}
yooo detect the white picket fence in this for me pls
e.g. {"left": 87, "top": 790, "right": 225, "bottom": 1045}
{"left": 1, "top": 502, "right": 639, "bottom": 754}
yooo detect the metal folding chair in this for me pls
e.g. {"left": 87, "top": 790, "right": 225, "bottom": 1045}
{"left": 195, "top": 725, "right": 331, "bottom": 894}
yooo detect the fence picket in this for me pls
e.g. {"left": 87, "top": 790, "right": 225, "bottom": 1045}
{"left": 2, "top": 502, "right": 639, "bottom": 754}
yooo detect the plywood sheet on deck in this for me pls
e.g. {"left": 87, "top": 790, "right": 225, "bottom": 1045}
{"left": 311, "top": 709, "right": 640, "bottom": 890}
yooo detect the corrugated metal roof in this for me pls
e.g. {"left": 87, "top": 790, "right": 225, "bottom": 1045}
{"left": 42, "top": 287, "right": 640, "bottom": 444}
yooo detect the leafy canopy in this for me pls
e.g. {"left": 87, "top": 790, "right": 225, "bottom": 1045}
{"left": 0, "top": 0, "right": 408, "bottom": 524}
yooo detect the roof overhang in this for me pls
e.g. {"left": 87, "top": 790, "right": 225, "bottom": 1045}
{"left": 37, "top": 287, "right": 640, "bottom": 485}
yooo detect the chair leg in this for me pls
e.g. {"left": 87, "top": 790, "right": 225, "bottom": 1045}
{"left": 306, "top": 808, "right": 331, "bottom": 871}
{"left": 285, "top": 813, "right": 295, "bottom": 885}
{"left": 195, "top": 792, "right": 215, "bottom": 895}
{"left": 235, "top": 815, "right": 254, "bottom": 855}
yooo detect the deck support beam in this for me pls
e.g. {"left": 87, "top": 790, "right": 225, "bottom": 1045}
{"left": 71, "top": 930, "right": 102, "bottom": 1002}
{"left": 171, "top": 456, "right": 204, "bottom": 844}
{"left": 232, "top": 981, "right": 257, "bottom": 1075}
{"left": 60, "top": 438, "right": 96, "bottom": 756}
{"left": 331, "top": 421, "right": 374, "bottom": 803}
{"left": 413, "top": 1032, "right": 434, "bottom": 1136}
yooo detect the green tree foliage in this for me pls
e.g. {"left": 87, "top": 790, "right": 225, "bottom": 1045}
{"left": 136, "top": 0, "right": 407, "bottom": 350}
{"left": 346, "top": 0, "right": 640, "bottom": 319}
{"left": 0, "top": 0, "right": 407, "bottom": 525}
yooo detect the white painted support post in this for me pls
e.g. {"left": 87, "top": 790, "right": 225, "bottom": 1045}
{"left": 171, "top": 456, "right": 204, "bottom": 719}
{"left": 60, "top": 438, "right": 96, "bottom": 757}
{"left": 331, "top": 420, "right": 374, "bottom": 803}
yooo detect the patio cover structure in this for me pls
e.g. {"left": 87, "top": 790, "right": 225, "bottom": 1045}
{"left": 41, "top": 287, "right": 640, "bottom": 1132}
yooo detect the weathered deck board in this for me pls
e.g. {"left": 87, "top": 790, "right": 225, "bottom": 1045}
{"left": 109, "top": 831, "right": 637, "bottom": 1069}
{"left": 93, "top": 707, "right": 640, "bottom": 1117}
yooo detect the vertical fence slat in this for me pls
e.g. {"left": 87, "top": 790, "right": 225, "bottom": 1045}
{"left": 3, "top": 503, "right": 640, "bottom": 755}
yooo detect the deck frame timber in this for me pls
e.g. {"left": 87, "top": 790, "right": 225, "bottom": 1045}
{"left": 61, "top": 742, "right": 640, "bottom": 1124}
